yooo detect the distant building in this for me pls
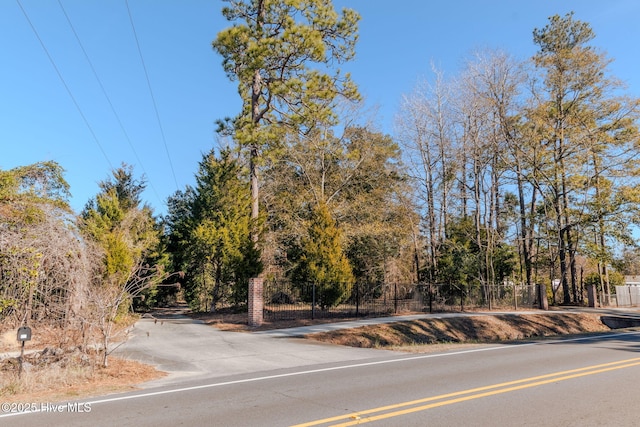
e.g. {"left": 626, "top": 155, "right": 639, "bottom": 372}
{"left": 624, "top": 276, "right": 640, "bottom": 286}
{"left": 618, "top": 277, "right": 640, "bottom": 306}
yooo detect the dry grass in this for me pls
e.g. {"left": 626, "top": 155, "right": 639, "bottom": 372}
{"left": 0, "top": 315, "right": 164, "bottom": 403}
{"left": 305, "top": 313, "right": 611, "bottom": 350}
{"left": 0, "top": 356, "right": 164, "bottom": 403}
{"left": 190, "top": 310, "right": 385, "bottom": 332}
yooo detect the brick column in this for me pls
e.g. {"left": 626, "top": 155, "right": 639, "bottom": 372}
{"left": 248, "top": 278, "right": 264, "bottom": 327}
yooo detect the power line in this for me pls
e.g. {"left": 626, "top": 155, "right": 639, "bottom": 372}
{"left": 16, "top": 0, "right": 114, "bottom": 171}
{"left": 56, "top": 0, "right": 163, "bottom": 205}
{"left": 125, "top": 0, "right": 179, "bottom": 190}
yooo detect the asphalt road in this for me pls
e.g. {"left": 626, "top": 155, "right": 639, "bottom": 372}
{"left": 3, "top": 312, "right": 640, "bottom": 426}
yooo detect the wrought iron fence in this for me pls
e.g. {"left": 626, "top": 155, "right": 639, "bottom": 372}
{"left": 263, "top": 280, "right": 540, "bottom": 321}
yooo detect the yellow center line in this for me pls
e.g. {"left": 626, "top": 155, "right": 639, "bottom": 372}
{"left": 291, "top": 357, "right": 640, "bottom": 427}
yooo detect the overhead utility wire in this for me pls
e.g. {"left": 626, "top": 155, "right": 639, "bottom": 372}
{"left": 57, "top": 0, "right": 163, "bottom": 205}
{"left": 16, "top": 0, "right": 114, "bottom": 171}
{"left": 125, "top": 0, "right": 179, "bottom": 190}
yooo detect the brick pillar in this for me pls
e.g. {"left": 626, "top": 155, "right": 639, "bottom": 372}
{"left": 248, "top": 277, "right": 264, "bottom": 327}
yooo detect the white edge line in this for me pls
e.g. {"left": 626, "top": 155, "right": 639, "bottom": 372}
{"left": 2, "top": 330, "right": 639, "bottom": 418}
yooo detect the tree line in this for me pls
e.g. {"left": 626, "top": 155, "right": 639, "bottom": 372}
{"left": 396, "top": 12, "right": 640, "bottom": 306}
{"left": 2, "top": 3, "right": 640, "bottom": 351}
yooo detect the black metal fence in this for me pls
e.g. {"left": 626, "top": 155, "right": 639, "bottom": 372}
{"left": 263, "top": 280, "right": 540, "bottom": 321}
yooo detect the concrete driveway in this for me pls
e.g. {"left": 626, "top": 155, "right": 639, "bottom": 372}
{"left": 113, "top": 309, "right": 398, "bottom": 388}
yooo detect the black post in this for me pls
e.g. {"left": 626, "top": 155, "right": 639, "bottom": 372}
{"left": 311, "top": 282, "right": 316, "bottom": 320}
{"left": 428, "top": 284, "right": 433, "bottom": 313}
{"left": 355, "top": 284, "right": 360, "bottom": 318}
{"left": 394, "top": 283, "right": 398, "bottom": 314}
{"left": 18, "top": 340, "right": 25, "bottom": 378}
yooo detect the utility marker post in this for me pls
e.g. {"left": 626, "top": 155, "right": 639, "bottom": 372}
{"left": 17, "top": 326, "right": 32, "bottom": 378}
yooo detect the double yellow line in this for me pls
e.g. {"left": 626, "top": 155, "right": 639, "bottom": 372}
{"left": 292, "top": 356, "right": 640, "bottom": 427}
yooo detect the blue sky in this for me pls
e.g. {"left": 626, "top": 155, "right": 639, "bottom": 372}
{"left": 2, "top": 1, "right": 639, "bottom": 215}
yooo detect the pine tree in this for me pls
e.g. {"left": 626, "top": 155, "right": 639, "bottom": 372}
{"left": 212, "top": 0, "right": 360, "bottom": 244}
{"left": 529, "top": 13, "right": 640, "bottom": 303}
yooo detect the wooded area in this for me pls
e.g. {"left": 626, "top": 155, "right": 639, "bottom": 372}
{"left": 2, "top": 3, "right": 640, "bottom": 363}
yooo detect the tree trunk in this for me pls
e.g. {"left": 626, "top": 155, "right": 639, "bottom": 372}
{"left": 249, "top": 1, "right": 265, "bottom": 241}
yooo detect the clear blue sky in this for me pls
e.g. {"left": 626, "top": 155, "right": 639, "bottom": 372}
{"left": 2, "top": 1, "right": 639, "bottom": 215}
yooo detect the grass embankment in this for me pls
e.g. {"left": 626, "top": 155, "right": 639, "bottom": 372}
{"left": 305, "top": 313, "right": 612, "bottom": 350}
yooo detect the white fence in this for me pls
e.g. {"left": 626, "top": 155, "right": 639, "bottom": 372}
{"left": 615, "top": 286, "right": 640, "bottom": 307}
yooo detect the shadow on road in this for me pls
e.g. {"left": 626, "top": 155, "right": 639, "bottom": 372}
{"left": 139, "top": 303, "right": 202, "bottom": 323}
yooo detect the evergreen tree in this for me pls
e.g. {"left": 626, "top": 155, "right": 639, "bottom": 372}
{"left": 528, "top": 13, "right": 640, "bottom": 303}
{"left": 263, "top": 124, "right": 417, "bottom": 287}
{"left": 80, "top": 165, "right": 163, "bottom": 309}
{"left": 291, "top": 202, "right": 353, "bottom": 308}
{"left": 212, "top": 0, "right": 360, "bottom": 244}
{"left": 166, "top": 149, "right": 262, "bottom": 311}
